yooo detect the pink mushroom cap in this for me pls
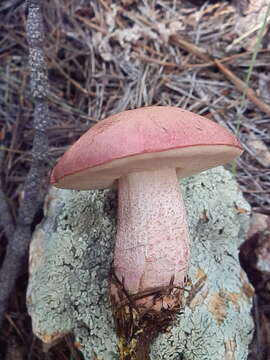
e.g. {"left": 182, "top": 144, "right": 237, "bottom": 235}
{"left": 50, "top": 106, "right": 243, "bottom": 189}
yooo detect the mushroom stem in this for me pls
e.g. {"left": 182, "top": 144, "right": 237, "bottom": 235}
{"left": 113, "top": 167, "right": 190, "bottom": 298}
{"left": 111, "top": 168, "right": 190, "bottom": 359}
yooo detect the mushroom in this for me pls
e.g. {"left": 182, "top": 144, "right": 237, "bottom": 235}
{"left": 50, "top": 106, "right": 243, "bottom": 359}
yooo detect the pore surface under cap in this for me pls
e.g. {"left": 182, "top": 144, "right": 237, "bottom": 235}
{"left": 51, "top": 106, "right": 243, "bottom": 189}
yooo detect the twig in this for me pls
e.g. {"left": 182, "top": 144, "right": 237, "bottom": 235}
{"left": 215, "top": 59, "right": 270, "bottom": 117}
{"left": 171, "top": 34, "right": 270, "bottom": 117}
{"left": 76, "top": 14, "right": 107, "bottom": 35}
{"left": 183, "top": 49, "right": 270, "bottom": 70}
{"left": 170, "top": 35, "right": 211, "bottom": 63}
{"left": 0, "top": 0, "right": 51, "bottom": 326}
{"left": 0, "top": 152, "right": 15, "bottom": 242}
{"left": 135, "top": 53, "right": 181, "bottom": 68}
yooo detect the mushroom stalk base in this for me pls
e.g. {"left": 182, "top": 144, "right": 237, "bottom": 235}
{"left": 111, "top": 168, "right": 190, "bottom": 359}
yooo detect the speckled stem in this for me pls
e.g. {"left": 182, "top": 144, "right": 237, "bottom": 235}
{"left": 111, "top": 168, "right": 190, "bottom": 359}
{"left": 112, "top": 167, "right": 190, "bottom": 302}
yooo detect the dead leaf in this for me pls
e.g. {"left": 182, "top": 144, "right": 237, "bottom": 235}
{"left": 196, "top": 268, "right": 206, "bottom": 280}
{"left": 247, "top": 132, "right": 270, "bottom": 168}
{"left": 207, "top": 292, "right": 226, "bottom": 325}
{"left": 234, "top": 203, "right": 248, "bottom": 214}
{"left": 248, "top": 212, "right": 270, "bottom": 238}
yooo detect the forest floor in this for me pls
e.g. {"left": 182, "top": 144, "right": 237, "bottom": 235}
{"left": 0, "top": 0, "right": 269, "bottom": 359}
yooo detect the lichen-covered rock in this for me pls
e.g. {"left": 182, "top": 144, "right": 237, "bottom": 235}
{"left": 27, "top": 167, "right": 253, "bottom": 359}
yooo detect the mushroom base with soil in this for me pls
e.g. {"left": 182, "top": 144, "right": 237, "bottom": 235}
{"left": 111, "top": 168, "right": 190, "bottom": 359}
{"left": 112, "top": 288, "right": 184, "bottom": 360}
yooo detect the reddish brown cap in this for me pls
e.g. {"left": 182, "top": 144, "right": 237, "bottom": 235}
{"left": 51, "top": 106, "right": 243, "bottom": 189}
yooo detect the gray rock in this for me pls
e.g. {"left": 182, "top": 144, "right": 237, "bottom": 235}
{"left": 27, "top": 166, "right": 253, "bottom": 359}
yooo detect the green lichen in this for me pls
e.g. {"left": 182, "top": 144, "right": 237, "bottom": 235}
{"left": 27, "top": 167, "right": 253, "bottom": 359}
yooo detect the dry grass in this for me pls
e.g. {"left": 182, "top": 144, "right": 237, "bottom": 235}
{"left": 0, "top": 0, "right": 270, "bottom": 359}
